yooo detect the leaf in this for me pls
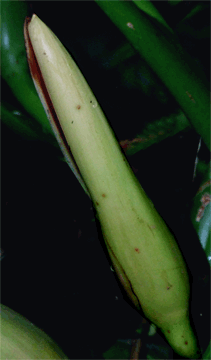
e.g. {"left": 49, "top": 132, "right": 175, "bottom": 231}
{"left": 133, "top": 0, "right": 174, "bottom": 34}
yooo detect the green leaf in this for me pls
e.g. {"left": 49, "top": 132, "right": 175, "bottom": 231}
{"left": 122, "top": 109, "right": 190, "bottom": 156}
{"left": 133, "top": 0, "right": 174, "bottom": 34}
{"left": 203, "top": 341, "right": 211, "bottom": 360}
{"left": 1, "top": 100, "right": 58, "bottom": 148}
{"left": 1, "top": 0, "right": 53, "bottom": 134}
{"left": 103, "top": 340, "right": 131, "bottom": 359}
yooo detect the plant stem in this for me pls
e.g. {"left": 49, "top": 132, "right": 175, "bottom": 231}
{"left": 95, "top": 0, "right": 210, "bottom": 150}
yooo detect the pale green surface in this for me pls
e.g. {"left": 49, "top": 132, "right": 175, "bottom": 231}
{"left": 26, "top": 15, "right": 91, "bottom": 197}
{"left": 27, "top": 15, "right": 200, "bottom": 358}
{"left": 1, "top": 304, "right": 67, "bottom": 359}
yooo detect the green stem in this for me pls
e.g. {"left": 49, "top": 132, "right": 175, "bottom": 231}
{"left": 95, "top": 0, "right": 210, "bottom": 150}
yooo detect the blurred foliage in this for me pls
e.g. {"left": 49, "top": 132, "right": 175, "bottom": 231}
{"left": 203, "top": 341, "right": 211, "bottom": 360}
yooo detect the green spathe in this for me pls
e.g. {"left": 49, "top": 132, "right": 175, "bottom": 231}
{"left": 1, "top": 304, "right": 67, "bottom": 359}
{"left": 27, "top": 15, "right": 200, "bottom": 358}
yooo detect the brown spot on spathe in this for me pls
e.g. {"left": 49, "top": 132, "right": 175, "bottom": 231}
{"left": 166, "top": 282, "right": 173, "bottom": 290}
{"left": 76, "top": 105, "right": 81, "bottom": 109}
{"left": 102, "top": 194, "right": 106, "bottom": 197}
